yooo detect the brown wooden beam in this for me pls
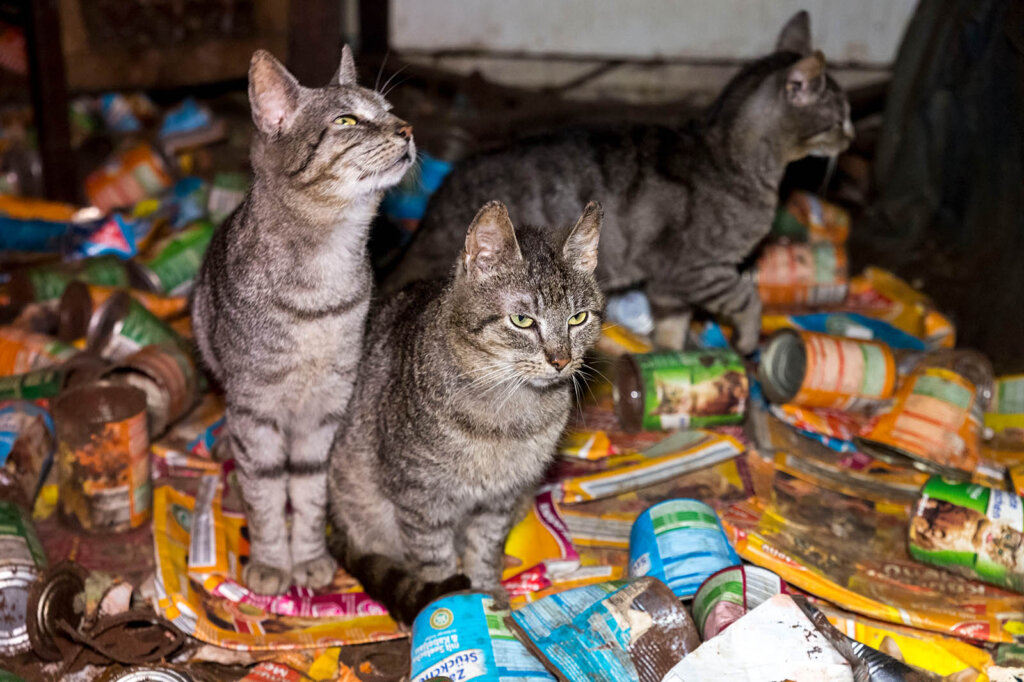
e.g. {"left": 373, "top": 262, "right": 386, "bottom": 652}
{"left": 25, "top": 0, "right": 76, "bottom": 202}
{"left": 288, "top": 0, "right": 342, "bottom": 86}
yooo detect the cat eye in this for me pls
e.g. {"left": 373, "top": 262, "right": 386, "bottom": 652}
{"left": 510, "top": 314, "right": 535, "bottom": 328}
{"left": 334, "top": 115, "right": 359, "bottom": 126}
{"left": 568, "top": 311, "right": 588, "bottom": 326}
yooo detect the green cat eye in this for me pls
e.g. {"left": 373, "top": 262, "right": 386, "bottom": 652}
{"left": 568, "top": 311, "right": 588, "bottom": 326}
{"left": 334, "top": 115, "right": 358, "bottom": 126}
{"left": 510, "top": 314, "right": 535, "bottom": 328}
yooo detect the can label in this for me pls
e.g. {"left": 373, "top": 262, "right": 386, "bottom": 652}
{"left": 986, "top": 374, "right": 1024, "bottom": 439}
{"left": 793, "top": 332, "right": 896, "bottom": 410}
{"left": 0, "top": 328, "right": 78, "bottom": 374}
{"left": 691, "top": 565, "right": 785, "bottom": 639}
{"left": 633, "top": 351, "right": 747, "bottom": 430}
{"left": 141, "top": 220, "right": 215, "bottom": 296}
{"left": 0, "top": 367, "right": 64, "bottom": 401}
{"left": 909, "top": 477, "right": 1024, "bottom": 593}
{"left": 757, "top": 242, "right": 848, "bottom": 306}
{"left": 863, "top": 367, "right": 978, "bottom": 470}
{"left": 0, "top": 500, "right": 46, "bottom": 569}
{"left": 628, "top": 499, "right": 740, "bottom": 599}
{"left": 26, "top": 256, "right": 131, "bottom": 302}
{"left": 109, "top": 300, "right": 190, "bottom": 360}
{"left": 411, "top": 592, "right": 554, "bottom": 682}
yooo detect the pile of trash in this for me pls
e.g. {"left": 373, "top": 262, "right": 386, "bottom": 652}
{"left": 4, "top": 87, "right": 1024, "bottom": 682}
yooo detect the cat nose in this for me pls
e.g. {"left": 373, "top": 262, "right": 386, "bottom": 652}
{"left": 548, "top": 355, "right": 570, "bottom": 371}
{"left": 395, "top": 124, "right": 413, "bottom": 140}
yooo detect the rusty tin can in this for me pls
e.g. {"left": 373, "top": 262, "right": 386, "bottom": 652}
{"left": 756, "top": 242, "right": 848, "bottom": 307}
{"left": 8, "top": 255, "right": 141, "bottom": 307}
{"left": 26, "top": 560, "right": 87, "bottom": 661}
{"left": 0, "top": 492, "right": 47, "bottom": 655}
{"left": 101, "top": 345, "right": 198, "bottom": 437}
{"left": 759, "top": 329, "right": 897, "bottom": 411}
{"left": 52, "top": 382, "right": 151, "bottom": 533}
{"left": 58, "top": 282, "right": 188, "bottom": 342}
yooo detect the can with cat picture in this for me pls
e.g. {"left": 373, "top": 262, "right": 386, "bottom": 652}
{"left": 614, "top": 350, "right": 748, "bottom": 432}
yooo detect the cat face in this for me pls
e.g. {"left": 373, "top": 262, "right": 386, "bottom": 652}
{"left": 248, "top": 47, "right": 415, "bottom": 200}
{"left": 713, "top": 11, "right": 853, "bottom": 163}
{"left": 448, "top": 201, "right": 605, "bottom": 390}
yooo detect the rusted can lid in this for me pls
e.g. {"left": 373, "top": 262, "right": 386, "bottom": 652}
{"left": 27, "top": 560, "right": 88, "bottom": 661}
{"left": 0, "top": 563, "right": 40, "bottom": 656}
{"left": 57, "top": 281, "right": 95, "bottom": 343}
{"left": 107, "top": 345, "right": 192, "bottom": 425}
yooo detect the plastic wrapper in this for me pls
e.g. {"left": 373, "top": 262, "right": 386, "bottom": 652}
{"left": 503, "top": 491, "right": 580, "bottom": 591}
{"left": 845, "top": 267, "right": 956, "bottom": 349}
{"left": 761, "top": 311, "right": 927, "bottom": 351}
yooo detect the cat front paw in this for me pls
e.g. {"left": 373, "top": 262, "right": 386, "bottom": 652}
{"left": 244, "top": 561, "right": 292, "bottom": 595}
{"left": 292, "top": 554, "right": 338, "bottom": 589}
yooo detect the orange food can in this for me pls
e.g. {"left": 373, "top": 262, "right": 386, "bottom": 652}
{"left": 52, "top": 382, "right": 151, "bottom": 532}
{"left": 0, "top": 327, "right": 79, "bottom": 375}
{"left": 756, "top": 242, "right": 848, "bottom": 307}
{"left": 759, "top": 329, "right": 897, "bottom": 410}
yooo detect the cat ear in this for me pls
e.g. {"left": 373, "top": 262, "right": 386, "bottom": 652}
{"left": 463, "top": 201, "right": 522, "bottom": 277}
{"left": 334, "top": 45, "right": 358, "bottom": 86}
{"left": 563, "top": 201, "right": 602, "bottom": 274}
{"left": 249, "top": 50, "right": 302, "bottom": 136}
{"left": 785, "top": 50, "right": 826, "bottom": 106}
{"left": 776, "top": 10, "right": 812, "bottom": 55}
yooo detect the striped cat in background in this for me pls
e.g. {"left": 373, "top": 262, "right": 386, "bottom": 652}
{"left": 192, "top": 47, "right": 415, "bottom": 594}
{"left": 328, "top": 201, "right": 605, "bottom": 623}
{"left": 387, "top": 11, "right": 853, "bottom": 354}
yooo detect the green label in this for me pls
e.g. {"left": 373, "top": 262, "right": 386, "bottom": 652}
{"left": 651, "top": 499, "right": 720, "bottom": 534}
{"left": 691, "top": 568, "right": 744, "bottom": 632}
{"left": 0, "top": 368, "right": 64, "bottom": 400}
{"left": 636, "top": 350, "right": 747, "bottom": 430}
{"left": 0, "top": 500, "right": 46, "bottom": 569}
{"left": 994, "top": 377, "right": 1024, "bottom": 414}
{"left": 913, "top": 374, "right": 972, "bottom": 409}
{"left": 142, "top": 220, "right": 214, "bottom": 295}
{"left": 119, "top": 299, "right": 185, "bottom": 351}
{"left": 860, "top": 344, "right": 888, "bottom": 397}
{"left": 26, "top": 255, "right": 129, "bottom": 301}
{"left": 770, "top": 208, "right": 808, "bottom": 241}
{"left": 811, "top": 242, "right": 839, "bottom": 282}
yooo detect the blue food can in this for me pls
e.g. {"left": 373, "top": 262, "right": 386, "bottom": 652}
{"left": 628, "top": 498, "right": 741, "bottom": 599}
{"left": 410, "top": 592, "right": 555, "bottom": 682}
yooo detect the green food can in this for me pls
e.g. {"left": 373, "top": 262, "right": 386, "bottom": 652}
{"left": 136, "top": 220, "right": 215, "bottom": 296}
{"left": 0, "top": 353, "right": 106, "bottom": 401}
{"left": 614, "top": 350, "right": 748, "bottom": 432}
{"left": 8, "top": 255, "right": 135, "bottom": 306}
{"left": 86, "top": 292, "right": 191, "bottom": 360}
{"left": 909, "top": 477, "right": 1024, "bottom": 594}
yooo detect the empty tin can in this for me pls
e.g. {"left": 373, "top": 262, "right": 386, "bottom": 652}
{"left": 85, "top": 291, "right": 192, "bottom": 361}
{"left": 58, "top": 282, "right": 187, "bottom": 342}
{"left": 0, "top": 491, "right": 47, "bottom": 655}
{"left": 691, "top": 565, "right": 787, "bottom": 640}
{"left": 134, "top": 220, "right": 215, "bottom": 296}
{"left": 756, "top": 242, "right": 848, "bottom": 307}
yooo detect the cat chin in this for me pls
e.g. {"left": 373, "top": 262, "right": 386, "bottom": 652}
{"left": 527, "top": 374, "right": 573, "bottom": 390}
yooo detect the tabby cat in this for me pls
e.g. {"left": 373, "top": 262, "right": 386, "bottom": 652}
{"left": 327, "top": 201, "right": 604, "bottom": 623}
{"left": 192, "top": 47, "right": 415, "bottom": 594}
{"left": 386, "top": 11, "right": 852, "bottom": 354}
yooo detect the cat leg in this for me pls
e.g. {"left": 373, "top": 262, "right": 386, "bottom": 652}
{"left": 649, "top": 294, "right": 692, "bottom": 351}
{"left": 395, "top": 500, "right": 459, "bottom": 583}
{"left": 462, "top": 503, "right": 516, "bottom": 609}
{"left": 288, "top": 418, "right": 338, "bottom": 589}
{"left": 685, "top": 267, "right": 762, "bottom": 355}
{"left": 228, "top": 407, "right": 292, "bottom": 594}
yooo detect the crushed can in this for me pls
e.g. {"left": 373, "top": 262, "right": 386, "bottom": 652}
{"left": 615, "top": 350, "right": 748, "bottom": 432}
{"left": 756, "top": 242, "right": 848, "bottom": 307}
{"left": 411, "top": 591, "right": 555, "bottom": 682}
{"left": 691, "top": 565, "right": 787, "bottom": 640}
{"left": 628, "top": 499, "right": 740, "bottom": 600}
{"left": 909, "top": 477, "right": 1024, "bottom": 594}
{"left": 759, "top": 329, "right": 897, "bottom": 410}
{"left": 52, "top": 382, "right": 151, "bottom": 532}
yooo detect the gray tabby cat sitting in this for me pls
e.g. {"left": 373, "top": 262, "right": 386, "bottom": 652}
{"left": 192, "top": 47, "right": 415, "bottom": 594}
{"left": 327, "top": 200, "right": 604, "bottom": 623}
{"left": 387, "top": 11, "right": 852, "bottom": 354}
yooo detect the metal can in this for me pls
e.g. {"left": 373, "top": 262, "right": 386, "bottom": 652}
{"left": 411, "top": 591, "right": 555, "bottom": 682}
{"left": 0, "top": 352, "right": 106, "bottom": 401}
{"left": 614, "top": 350, "right": 748, "bottom": 433}
{"left": 58, "top": 282, "right": 188, "bottom": 342}
{"left": 0, "top": 327, "right": 79, "bottom": 375}
{"left": 0, "top": 494, "right": 47, "bottom": 655}
{"left": 909, "top": 477, "right": 1024, "bottom": 594}
{"left": 134, "top": 220, "right": 215, "bottom": 296}
{"left": 691, "top": 565, "right": 787, "bottom": 640}
{"left": 52, "top": 382, "right": 151, "bottom": 533}
{"left": 26, "top": 560, "right": 88, "bottom": 661}
{"left": 95, "top": 667, "right": 193, "bottom": 682}
{"left": 771, "top": 191, "right": 850, "bottom": 245}
{"left": 86, "top": 291, "right": 192, "bottom": 361}
{"left": 857, "top": 351, "right": 992, "bottom": 478}
{"left": 756, "top": 242, "right": 848, "bottom": 307}
{"left": 101, "top": 345, "right": 198, "bottom": 437}
{"left": 759, "top": 329, "right": 897, "bottom": 410}
{"left": 628, "top": 499, "right": 741, "bottom": 600}
{"left": 8, "top": 254, "right": 139, "bottom": 307}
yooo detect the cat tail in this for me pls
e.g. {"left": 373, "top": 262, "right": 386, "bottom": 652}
{"left": 327, "top": 527, "right": 470, "bottom": 625}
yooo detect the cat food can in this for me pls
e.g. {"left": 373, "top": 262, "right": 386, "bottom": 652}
{"left": 52, "top": 382, "right": 151, "bottom": 532}
{"left": 691, "top": 565, "right": 787, "bottom": 640}
{"left": 410, "top": 591, "right": 555, "bottom": 682}
{"left": 0, "top": 352, "right": 106, "bottom": 401}
{"left": 771, "top": 191, "right": 850, "bottom": 245}
{"left": 86, "top": 291, "right": 193, "bottom": 362}
{"left": 134, "top": 220, "right": 215, "bottom": 296}
{"left": 8, "top": 254, "right": 138, "bottom": 307}
{"left": 0, "top": 497, "right": 47, "bottom": 655}
{"left": 759, "top": 329, "right": 897, "bottom": 410}
{"left": 909, "top": 477, "right": 1024, "bottom": 594}
{"left": 58, "top": 282, "right": 187, "bottom": 342}
{"left": 614, "top": 350, "right": 748, "bottom": 433}
{"left": 0, "top": 327, "right": 80, "bottom": 375}
{"left": 100, "top": 345, "right": 198, "bottom": 437}
{"left": 628, "top": 499, "right": 740, "bottom": 600}
{"left": 756, "top": 242, "right": 848, "bottom": 306}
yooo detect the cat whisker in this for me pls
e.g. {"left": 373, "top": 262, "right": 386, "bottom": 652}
{"left": 380, "top": 64, "right": 410, "bottom": 99}
{"left": 374, "top": 50, "right": 391, "bottom": 92}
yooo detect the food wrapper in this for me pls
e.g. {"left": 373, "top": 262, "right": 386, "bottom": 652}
{"left": 153, "top": 477, "right": 403, "bottom": 650}
{"left": 719, "top": 474, "right": 1024, "bottom": 643}
{"left": 503, "top": 490, "right": 581, "bottom": 588}
{"left": 594, "top": 324, "right": 653, "bottom": 357}
{"left": 760, "top": 311, "right": 927, "bottom": 351}
{"left": 845, "top": 267, "right": 955, "bottom": 348}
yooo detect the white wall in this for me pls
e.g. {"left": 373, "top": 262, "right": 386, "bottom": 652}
{"left": 392, "top": 0, "right": 918, "bottom": 66}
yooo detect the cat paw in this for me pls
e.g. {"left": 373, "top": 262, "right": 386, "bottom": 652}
{"left": 244, "top": 561, "right": 292, "bottom": 595}
{"left": 292, "top": 555, "right": 338, "bottom": 589}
